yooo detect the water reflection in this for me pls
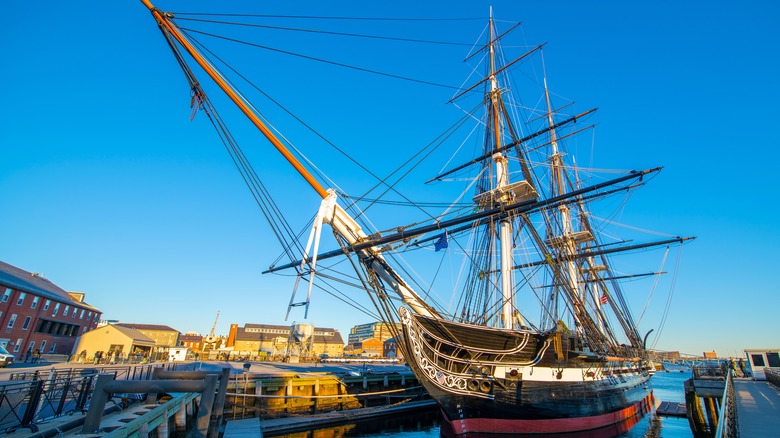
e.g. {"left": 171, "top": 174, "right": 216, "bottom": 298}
{"left": 267, "top": 372, "right": 692, "bottom": 438}
{"left": 439, "top": 410, "right": 650, "bottom": 438}
{"left": 268, "top": 407, "right": 659, "bottom": 438}
{"left": 266, "top": 408, "right": 440, "bottom": 438}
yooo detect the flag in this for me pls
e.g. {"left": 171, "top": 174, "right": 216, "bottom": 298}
{"left": 434, "top": 233, "right": 448, "bottom": 251}
{"left": 599, "top": 294, "right": 608, "bottom": 305}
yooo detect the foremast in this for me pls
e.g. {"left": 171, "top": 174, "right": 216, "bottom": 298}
{"left": 140, "top": 0, "right": 438, "bottom": 319}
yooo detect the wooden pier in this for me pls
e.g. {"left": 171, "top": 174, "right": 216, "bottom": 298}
{"left": 685, "top": 366, "right": 780, "bottom": 438}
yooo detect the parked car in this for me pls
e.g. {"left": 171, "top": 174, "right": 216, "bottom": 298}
{"left": 0, "top": 345, "right": 15, "bottom": 367}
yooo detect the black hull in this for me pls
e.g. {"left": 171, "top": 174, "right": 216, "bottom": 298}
{"left": 398, "top": 307, "right": 652, "bottom": 434}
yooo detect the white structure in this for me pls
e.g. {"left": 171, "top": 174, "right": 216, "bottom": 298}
{"left": 168, "top": 346, "right": 189, "bottom": 362}
{"left": 743, "top": 348, "right": 780, "bottom": 380}
{"left": 285, "top": 323, "right": 314, "bottom": 362}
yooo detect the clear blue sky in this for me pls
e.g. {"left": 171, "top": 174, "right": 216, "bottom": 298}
{"left": 1, "top": 0, "right": 778, "bottom": 358}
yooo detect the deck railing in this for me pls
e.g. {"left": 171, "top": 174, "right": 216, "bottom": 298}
{"left": 713, "top": 369, "right": 737, "bottom": 438}
{"left": 766, "top": 368, "right": 780, "bottom": 388}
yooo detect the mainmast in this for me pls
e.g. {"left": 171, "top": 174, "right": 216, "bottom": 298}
{"left": 486, "top": 11, "right": 517, "bottom": 330}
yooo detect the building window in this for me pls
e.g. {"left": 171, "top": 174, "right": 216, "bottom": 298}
{"left": 93, "top": 314, "right": 98, "bottom": 323}
{"left": 13, "top": 338, "right": 22, "bottom": 353}
{"left": 33, "top": 318, "right": 81, "bottom": 338}
{"left": 72, "top": 308, "right": 78, "bottom": 317}
{"left": 31, "top": 297, "right": 39, "bottom": 309}
{"left": 48, "top": 342, "right": 56, "bottom": 354}
{"left": 52, "top": 303, "right": 60, "bottom": 316}
{"left": 27, "top": 341, "right": 35, "bottom": 352}
{"left": 40, "top": 340, "right": 47, "bottom": 352}
{"left": 16, "top": 293, "right": 26, "bottom": 306}
{"left": 2, "top": 288, "right": 11, "bottom": 302}
{"left": 22, "top": 316, "right": 31, "bottom": 330}
{"left": 7, "top": 314, "right": 17, "bottom": 329}
{"left": 79, "top": 309, "right": 85, "bottom": 319}
{"left": 63, "top": 305, "right": 70, "bottom": 316}
{"left": 43, "top": 300, "right": 50, "bottom": 310}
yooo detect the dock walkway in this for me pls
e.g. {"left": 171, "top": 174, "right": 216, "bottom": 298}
{"left": 734, "top": 379, "right": 780, "bottom": 436}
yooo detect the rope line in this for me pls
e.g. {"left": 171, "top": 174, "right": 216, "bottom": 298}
{"left": 227, "top": 385, "right": 424, "bottom": 399}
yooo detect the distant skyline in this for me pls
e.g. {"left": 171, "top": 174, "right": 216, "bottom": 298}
{"left": 2, "top": 0, "right": 779, "bottom": 358}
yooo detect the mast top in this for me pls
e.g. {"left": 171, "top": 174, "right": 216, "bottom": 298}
{"left": 140, "top": 0, "right": 329, "bottom": 200}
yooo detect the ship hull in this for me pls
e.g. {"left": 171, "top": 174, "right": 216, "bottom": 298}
{"left": 399, "top": 307, "right": 653, "bottom": 435}
{"left": 434, "top": 378, "right": 653, "bottom": 435}
{"left": 439, "top": 392, "right": 653, "bottom": 436}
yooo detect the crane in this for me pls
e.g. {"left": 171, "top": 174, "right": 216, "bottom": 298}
{"left": 209, "top": 310, "right": 220, "bottom": 339}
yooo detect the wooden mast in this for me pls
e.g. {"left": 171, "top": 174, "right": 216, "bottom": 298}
{"left": 486, "top": 10, "right": 516, "bottom": 330}
{"left": 140, "top": 0, "right": 329, "bottom": 200}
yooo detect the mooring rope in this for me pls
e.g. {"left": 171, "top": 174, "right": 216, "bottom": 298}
{"left": 226, "top": 385, "right": 423, "bottom": 399}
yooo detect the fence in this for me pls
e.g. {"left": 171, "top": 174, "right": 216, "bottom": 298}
{"left": 713, "top": 369, "right": 738, "bottom": 438}
{"left": 766, "top": 368, "right": 780, "bottom": 388}
{"left": 0, "top": 363, "right": 185, "bottom": 434}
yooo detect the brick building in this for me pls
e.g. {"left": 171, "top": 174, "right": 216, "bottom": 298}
{"left": 179, "top": 332, "right": 204, "bottom": 352}
{"left": 0, "top": 261, "right": 102, "bottom": 358}
{"left": 228, "top": 323, "right": 344, "bottom": 360}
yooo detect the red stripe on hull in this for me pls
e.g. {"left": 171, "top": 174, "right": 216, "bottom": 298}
{"left": 442, "top": 391, "right": 654, "bottom": 435}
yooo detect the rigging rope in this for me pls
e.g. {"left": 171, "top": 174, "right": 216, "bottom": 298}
{"left": 649, "top": 244, "right": 683, "bottom": 351}
{"left": 173, "top": 17, "right": 476, "bottom": 47}
{"left": 170, "top": 12, "right": 485, "bottom": 22}
{"left": 178, "top": 26, "right": 460, "bottom": 90}
{"left": 636, "top": 246, "right": 670, "bottom": 326}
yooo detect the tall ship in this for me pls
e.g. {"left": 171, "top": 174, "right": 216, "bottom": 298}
{"left": 140, "top": 1, "right": 694, "bottom": 434}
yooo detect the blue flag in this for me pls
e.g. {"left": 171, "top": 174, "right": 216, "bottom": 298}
{"left": 434, "top": 233, "right": 448, "bottom": 251}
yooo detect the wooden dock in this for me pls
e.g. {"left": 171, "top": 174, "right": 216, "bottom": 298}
{"left": 734, "top": 379, "right": 780, "bottom": 437}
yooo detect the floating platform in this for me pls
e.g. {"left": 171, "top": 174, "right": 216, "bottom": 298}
{"left": 656, "top": 401, "right": 687, "bottom": 417}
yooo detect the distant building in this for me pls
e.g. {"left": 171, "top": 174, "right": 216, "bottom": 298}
{"left": 347, "top": 322, "right": 400, "bottom": 348}
{"left": 229, "top": 323, "right": 344, "bottom": 360}
{"left": 72, "top": 324, "right": 155, "bottom": 362}
{"left": 116, "top": 323, "right": 180, "bottom": 361}
{"left": 179, "top": 333, "right": 204, "bottom": 352}
{"left": 651, "top": 350, "right": 681, "bottom": 361}
{"left": 383, "top": 337, "right": 404, "bottom": 359}
{"left": 357, "top": 338, "right": 383, "bottom": 357}
{"left": 116, "top": 323, "right": 180, "bottom": 347}
{"left": 703, "top": 351, "right": 718, "bottom": 359}
{"left": 0, "top": 260, "right": 102, "bottom": 358}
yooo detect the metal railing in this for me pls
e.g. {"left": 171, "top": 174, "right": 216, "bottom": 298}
{"left": 8, "top": 362, "right": 181, "bottom": 382}
{"left": 714, "top": 369, "right": 738, "bottom": 438}
{"left": 0, "top": 363, "right": 190, "bottom": 434}
{"left": 766, "top": 368, "right": 780, "bottom": 388}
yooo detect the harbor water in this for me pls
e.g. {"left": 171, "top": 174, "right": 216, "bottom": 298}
{"left": 269, "top": 371, "right": 694, "bottom": 438}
